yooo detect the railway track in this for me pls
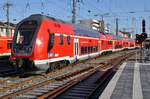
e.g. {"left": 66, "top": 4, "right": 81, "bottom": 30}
{"left": 55, "top": 69, "right": 114, "bottom": 99}
{"left": 0, "top": 49, "right": 138, "bottom": 99}
{"left": 47, "top": 51, "right": 135, "bottom": 99}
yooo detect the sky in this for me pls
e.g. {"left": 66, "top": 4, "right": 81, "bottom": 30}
{"left": 0, "top": 0, "right": 150, "bottom": 36}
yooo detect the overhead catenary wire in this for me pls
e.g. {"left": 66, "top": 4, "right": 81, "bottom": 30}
{"left": 0, "top": 0, "right": 149, "bottom": 35}
{"left": 46, "top": 0, "right": 85, "bottom": 20}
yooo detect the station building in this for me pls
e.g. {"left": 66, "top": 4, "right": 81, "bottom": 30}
{"left": 0, "top": 21, "right": 15, "bottom": 37}
{"left": 77, "top": 19, "right": 105, "bottom": 32}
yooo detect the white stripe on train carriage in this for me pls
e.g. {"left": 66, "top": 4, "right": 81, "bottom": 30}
{"left": 100, "top": 49, "right": 113, "bottom": 53}
{"left": 34, "top": 51, "right": 101, "bottom": 65}
{"left": 77, "top": 52, "right": 100, "bottom": 60}
{"left": 0, "top": 39, "right": 12, "bottom": 40}
{"left": 34, "top": 56, "right": 74, "bottom": 65}
{"left": 0, "top": 53, "right": 11, "bottom": 56}
{"left": 34, "top": 51, "right": 100, "bottom": 65}
{"left": 34, "top": 52, "right": 100, "bottom": 65}
{"left": 128, "top": 47, "right": 135, "bottom": 49}
{"left": 113, "top": 48, "right": 124, "bottom": 52}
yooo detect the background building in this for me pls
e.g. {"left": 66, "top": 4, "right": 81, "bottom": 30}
{"left": 77, "top": 19, "right": 105, "bottom": 32}
{"left": 0, "top": 21, "right": 15, "bottom": 37}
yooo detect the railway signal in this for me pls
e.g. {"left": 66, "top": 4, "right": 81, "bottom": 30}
{"left": 135, "top": 19, "right": 148, "bottom": 44}
{"left": 141, "top": 32, "right": 147, "bottom": 40}
{"left": 142, "top": 19, "right": 146, "bottom": 33}
{"left": 135, "top": 34, "right": 142, "bottom": 44}
{"left": 141, "top": 19, "right": 147, "bottom": 42}
{"left": 135, "top": 33, "right": 147, "bottom": 44}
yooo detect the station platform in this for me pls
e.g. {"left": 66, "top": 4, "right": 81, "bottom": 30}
{"left": 99, "top": 55, "right": 150, "bottom": 99}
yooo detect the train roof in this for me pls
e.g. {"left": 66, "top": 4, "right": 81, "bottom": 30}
{"left": 105, "top": 33, "right": 124, "bottom": 40}
{"left": 28, "top": 14, "right": 67, "bottom": 24}
{"left": 23, "top": 14, "right": 100, "bottom": 38}
{"left": 73, "top": 25, "right": 100, "bottom": 38}
{"left": 30, "top": 14, "right": 101, "bottom": 38}
{"left": 25, "top": 15, "right": 125, "bottom": 39}
{"left": 22, "top": 14, "right": 134, "bottom": 40}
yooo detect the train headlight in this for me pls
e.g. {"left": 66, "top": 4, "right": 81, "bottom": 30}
{"left": 37, "top": 39, "right": 42, "bottom": 45}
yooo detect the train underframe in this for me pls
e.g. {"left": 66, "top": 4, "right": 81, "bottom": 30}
{"left": 11, "top": 58, "right": 70, "bottom": 72}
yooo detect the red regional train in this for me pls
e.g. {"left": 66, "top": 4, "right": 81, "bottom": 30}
{"left": 10, "top": 14, "right": 137, "bottom": 71}
{"left": 0, "top": 36, "right": 12, "bottom": 58}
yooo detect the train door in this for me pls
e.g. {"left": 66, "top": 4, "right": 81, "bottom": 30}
{"left": 98, "top": 39, "right": 101, "bottom": 52}
{"left": 112, "top": 40, "right": 115, "bottom": 51}
{"left": 74, "top": 38, "right": 79, "bottom": 61}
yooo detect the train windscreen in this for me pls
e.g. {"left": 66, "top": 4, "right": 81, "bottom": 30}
{"left": 15, "top": 21, "right": 37, "bottom": 45}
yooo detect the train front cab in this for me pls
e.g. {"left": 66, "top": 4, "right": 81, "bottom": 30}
{"left": 33, "top": 19, "right": 75, "bottom": 71}
{"left": 11, "top": 18, "right": 40, "bottom": 69}
{"left": 11, "top": 15, "right": 74, "bottom": 71}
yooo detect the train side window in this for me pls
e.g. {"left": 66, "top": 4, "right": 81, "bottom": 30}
{"left": 67, "top": 35, "right": 71, "bottom": 45}
{"left": 48, "top": 33, "right": 54, "bottom": 51}
{"left": 89, "top": 46, "right": 92, "bottom": 53}
{"left": 84, "top": 47, "right": 86, "bottom": 54}
{"left": 60, "top": 34, "right": 64, "bottom": 45}
{"left": 85, "top": 47, "right": 87, "bottom": 54}
{"left": 109, "top": 41, "right": 112, "bottom": 45}
{"left": 50, "top": 33, "right": 54, "bottom": 45}
{"left": 96, "top": 46, "right": 98, "bottom": 51}
{"left": 81, "top": 47, "right": 84, "bottom": 54}
{"left": 91, "top": 46, "right": 93, "bottom": 52}
{"left": 94, "top": 46, "right": 97, "bottom": 52}
{"left": 87, "top": 46, "right": 90, "bottom": 53}
{"left": 91, "top": 46, "right": 94, "bottom": 52}
{"left": 93, "top": 46, "right": 95, "bottom": 52}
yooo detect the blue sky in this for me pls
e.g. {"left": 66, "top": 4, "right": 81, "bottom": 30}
{"left": 0, "top": 0, "right": 150, "bottom": 36}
